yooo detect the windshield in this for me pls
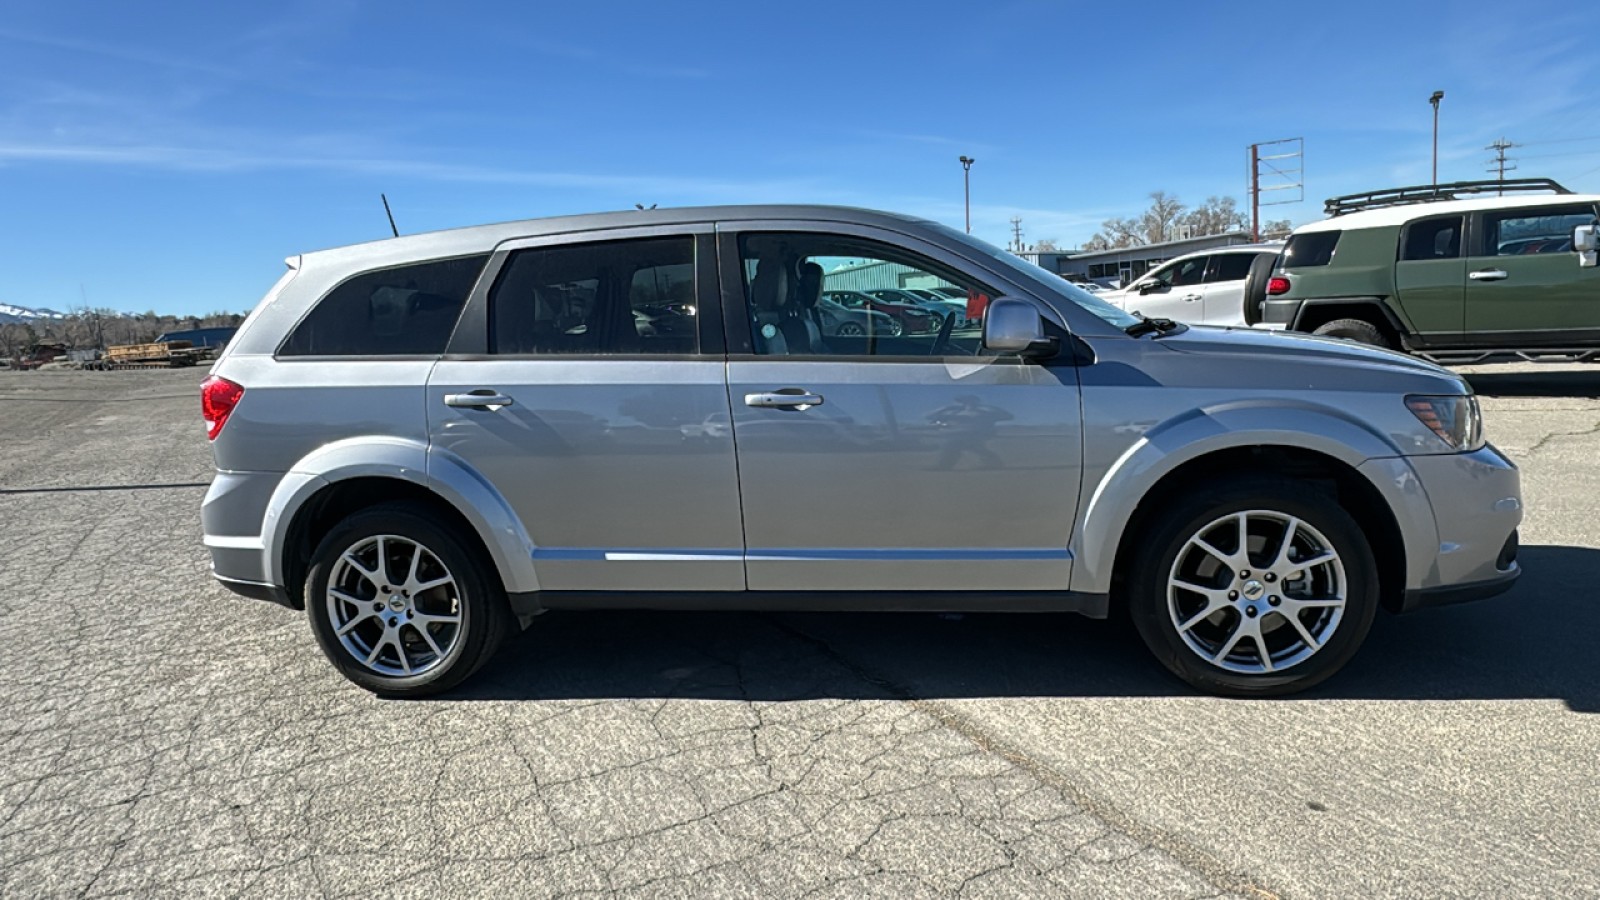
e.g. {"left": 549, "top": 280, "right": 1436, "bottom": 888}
{"left": 928, "top": 222, "right": 1142, "bottom": 329}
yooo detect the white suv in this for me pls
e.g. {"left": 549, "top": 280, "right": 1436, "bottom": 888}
{"left": 1102, "top": 245, "right": 1281, "bottom": 328}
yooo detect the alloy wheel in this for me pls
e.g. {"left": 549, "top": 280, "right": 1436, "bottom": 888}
{"left": 1166, "top": 510, "right": 1346, "bottom": 674}
{"left": 325, "top": 535, "right": 464, "bottom": 677}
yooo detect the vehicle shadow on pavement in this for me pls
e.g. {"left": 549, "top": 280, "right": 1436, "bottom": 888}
{"left": 459, "top": 545, "right": 1598, "bottom": 713}
{"left": 1463, "top": 369, "right": 1600, "bottom": 398}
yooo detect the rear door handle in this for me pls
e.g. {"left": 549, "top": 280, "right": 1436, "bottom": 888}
{"left": 444, "top": 389, "right": 514, "bottom": 410}
{"left": 744, "top": 388, "right": 824, "bottom": 410}
{"left": 1470, "top": 269, "right": 1509, "bottom": 282}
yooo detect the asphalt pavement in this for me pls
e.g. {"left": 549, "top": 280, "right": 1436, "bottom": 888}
{"left": 1, "top": 363, "right": 1596, "bottom": 898}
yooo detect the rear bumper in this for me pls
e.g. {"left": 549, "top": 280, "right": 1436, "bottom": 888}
{"left": 215, "top": 573, "right": 294, "bottom": 608}
{"left": 1261, "top": 297, "right": 1306, "bottom": 328}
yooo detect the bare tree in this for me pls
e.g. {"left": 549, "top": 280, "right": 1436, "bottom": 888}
{"left": 1261, "top": 218, "right": 1294, "bottom": 239}
{"left": 0, "top": 323, "right": 38, "bottom": 359}
{"left": 1088, "top": 216, "right": 1145, "bottom": 249}
{"left": 1139, "top": 191, "right": 1187, "bottom": 244}
{"left": 1181, "top": 196, "right": 1248, "bottom": 237}
{"left": 1034, "top": 238, "right": 1061, "bottom": 252}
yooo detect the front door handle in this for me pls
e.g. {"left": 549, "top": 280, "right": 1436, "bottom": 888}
{"left": 444, "top": 389, "right": 515, "bottom": 410}
{"left": 1470, "top": 268, "right": 1509, "bottom": 282}
{"left": 744, "top": 388, "right": 824, "bottom": 410}
{"left": 1180, "top": 293, "right": 1201, "bottom": 302}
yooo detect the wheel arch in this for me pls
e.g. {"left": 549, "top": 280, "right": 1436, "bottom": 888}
{"left": 263, "top": 438, "right": 538, "bottom": 607}
{"left": 1292, "top": 297, "right": 1412, "bottom": 344}
{"left": 1075, "top": 409, "right": 1429, "bottom": 614}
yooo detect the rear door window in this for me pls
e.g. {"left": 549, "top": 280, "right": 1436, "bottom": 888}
{"left": 1281, "top": 231, "right": 1340, "bottom": 268}
{"left": 1400, "top": 217, "right": 1463, "bottom": 261}
{"left": 1205, "top": 253, "right": 1257, "bottom": 283}
{"left": 489, "top": 236, "right": 698, "bottom": 355}
{"left": 279, "top": 255, "right": 488, "bottom": 357}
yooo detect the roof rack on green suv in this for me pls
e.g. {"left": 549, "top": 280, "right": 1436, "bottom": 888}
{"left": 1324, "top": 178, "right": 1572, "bottom": 217}
{"left": 1264, "top": 179, "right": 1600, "bottom": 364}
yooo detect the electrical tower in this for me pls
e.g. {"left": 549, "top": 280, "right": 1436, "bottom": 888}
{"left": 1486, "top": 138, "right": 1518, "bottom": 193}
{"left": 1009, "top": 217, "right": 1024, "bottom": 252}
{"left": 1248, "top": 138, "right": 1304, "bottom": 242}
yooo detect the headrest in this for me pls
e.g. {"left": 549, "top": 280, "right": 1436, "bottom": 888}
{"left": 794, "top": 261, "right": 823, "bottom": 310}
{"left": 749, "top": 255, "right": 788, "bottom": 312}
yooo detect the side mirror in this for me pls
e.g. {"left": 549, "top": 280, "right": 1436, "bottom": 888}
{"left": 1137, "top": 280, "right": 1165, "bottom": 295}
{"left": 982, "top": 297, "right": 1059, "bottom": 358}
{"left": 1575, "top": 224, "right": 1598, "bottom": 268}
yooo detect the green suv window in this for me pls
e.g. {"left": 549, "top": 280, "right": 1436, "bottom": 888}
{"left": 1401, "top": 217, "right": 1463, "bottom": 260}
{"left": 1482, "top": 205, "right": 1598, "bottom": 256}
{"left": 1281, "top": 231, "right": 1339, "bottom": 268}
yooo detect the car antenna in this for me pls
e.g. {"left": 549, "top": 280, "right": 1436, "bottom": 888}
{"left": 381, "top": 193, "right": 400, "bottom": 237}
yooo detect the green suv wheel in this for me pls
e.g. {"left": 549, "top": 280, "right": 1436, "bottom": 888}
{"left": 1312, "top": 318, "right": 1392, "bottom": 349}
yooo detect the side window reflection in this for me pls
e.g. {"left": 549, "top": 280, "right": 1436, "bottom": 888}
{"left": 739, "top": 234, "right": 996, "bottom": 358}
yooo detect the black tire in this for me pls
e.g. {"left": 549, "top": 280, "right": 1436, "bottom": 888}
{"left": 1240, "top": 252, "right": 1277, "bottom": 326}
{"left": 305, "top": 502, "right": 511, "bottom": 697}
{"left": 1127, "top": 477, "right": 1379, "bottom": 696}
{"left": 837, "top": 322, "right": 865, "bottom": 336}
{"left": 1311, "top": 317, "right": 1392, "bottom": 348}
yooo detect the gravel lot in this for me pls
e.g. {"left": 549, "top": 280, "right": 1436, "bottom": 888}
{"left": 2, "top": 363, "right": 1596, "bottom": 898}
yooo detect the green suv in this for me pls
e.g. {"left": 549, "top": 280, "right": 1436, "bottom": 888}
{"left": 1263, "top": 179, "right": 1600, "bottom": 363}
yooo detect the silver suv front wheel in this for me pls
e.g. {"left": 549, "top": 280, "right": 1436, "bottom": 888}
{"left": 1129, "top": 477, "right": 1379, "bottom": 696}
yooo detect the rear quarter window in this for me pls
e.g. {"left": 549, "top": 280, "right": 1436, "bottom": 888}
{"left": 279, "top": 254, "right": 489, "bottom": 356}
{"left": 1280, "top": 231, "right": 1340, "bottom": 269}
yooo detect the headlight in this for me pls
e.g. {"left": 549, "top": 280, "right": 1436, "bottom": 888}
{"left": 1405, "top": 394, "right": 1484, "bottom": 451}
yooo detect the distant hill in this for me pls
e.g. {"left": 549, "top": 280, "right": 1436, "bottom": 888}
{"left": 2, "top": 305, "right": 240, "bottom": 358}
{"left": 0, "top": 303, "right": 71, "bottom": 325}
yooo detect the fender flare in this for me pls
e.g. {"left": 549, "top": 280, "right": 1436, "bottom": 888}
{"left": 1070, "top": 400, "right": 1439, "bottom": 596}
{"left": 262, "top": 436, "right": 539, "bottom": 594}
{"left": 1291, "top": 296, "right": 1415, "bottom": 339}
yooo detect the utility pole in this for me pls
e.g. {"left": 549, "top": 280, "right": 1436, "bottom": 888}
{"left": 959, "top": 156, "right": 975, "bottom": 234}
{"left": 1486, "top": 138, "right": 1518, "bottom": 194}
{"left": 1009, "top": 217, "right": 1024, "bottom": 253}
{"left": 1429, "top": 91, "right": 1445, "bottom": 186}
{"left": 1250, "top": 143, "right": 1260, "bottom": 242}
{"left": 1247, "top": 138, "right": 1304, "bottom": 242}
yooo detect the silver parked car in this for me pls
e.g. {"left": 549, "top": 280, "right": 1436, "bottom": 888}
{"left": 202, "top": 205, "right": 1522, "bottom": 698}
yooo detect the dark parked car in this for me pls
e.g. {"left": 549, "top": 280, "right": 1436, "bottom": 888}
{"left": 824, "top": 290, "right": 938, "bottom": 334}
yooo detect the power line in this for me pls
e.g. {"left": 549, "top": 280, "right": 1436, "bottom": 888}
{"left": 1486, "top": 138, "right": 1518, "bottom": 192}
{"left": 1519, "top": 135, "right": 1600, "bottom": 148}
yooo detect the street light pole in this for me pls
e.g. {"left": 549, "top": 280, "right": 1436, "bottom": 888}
{"left": 1429, "top": 91, "right": 1445, "bottom": 187}
{"left": 959, "top": 155, "right": 975, "bottom": 233}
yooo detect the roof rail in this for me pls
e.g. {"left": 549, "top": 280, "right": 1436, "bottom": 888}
{"left": 1324, "top": 178, "right": 1572, "bottom": 217}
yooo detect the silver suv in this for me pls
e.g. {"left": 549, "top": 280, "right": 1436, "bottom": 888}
{"left": 201, "top": 206, "right": 1522, "bottom": 697}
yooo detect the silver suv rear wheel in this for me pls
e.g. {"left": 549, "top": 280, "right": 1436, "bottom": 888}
{"left": 325, "top": 535, "right": 464, "bottom": 678}
{"left": 305, "top": 502, "right": 510, "bottom": 697}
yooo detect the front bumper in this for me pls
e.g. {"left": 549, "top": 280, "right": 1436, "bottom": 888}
{"left": 1398, "top": 559, "right": 1519, "bottom": 613}
{"left": 1383, "top": 443, "right": 1523, "bottom": 608}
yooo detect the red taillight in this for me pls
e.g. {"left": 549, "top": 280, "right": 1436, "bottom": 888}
{"left": 1266, "top": 276, "right": 1291, "bottom": 296}
{"left": 201, "top": 375, "right": 244, "bottom": 441}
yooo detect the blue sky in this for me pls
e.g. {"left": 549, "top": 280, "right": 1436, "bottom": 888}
{"left": 2, "top": 0, "right": 1597, "bottom": 317}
